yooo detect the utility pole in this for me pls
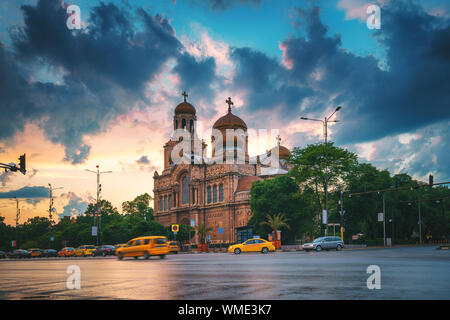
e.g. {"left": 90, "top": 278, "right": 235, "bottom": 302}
{"left": 301, "top": 106, "right": 342, "bottom": 236}
{"left": 383, "top": 192, "right": 386, "bottom": 247}
{"left": 85, "top": 165, "right": 112, "bottom": 246}
{"left": 14, "top": 197, "right": 20, "bottom": 226}
{"left": 48, "top": 183, "right": 63, "bottom": 222}
{"left": 340, "top": 190, "right": 344, "bottom": 241}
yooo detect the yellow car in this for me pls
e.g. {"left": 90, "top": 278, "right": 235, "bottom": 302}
{"left": 74, "top": 245, "right": 96, "bottom": 257}
{"left": 29, "top": 248, "right": 42, "bottom": 257}
{"left": 58, "top": 247, "right": 75, "bottom": 257}
{"left": 116, "top": 236, "right": 170, "bottom": 260}
{"left": 168, "top": 241, "right": 180, "bottom": 254}
{"left": 228, "top": 238, "right": 275, "bottom": 254}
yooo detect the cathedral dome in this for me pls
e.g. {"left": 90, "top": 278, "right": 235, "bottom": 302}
{"left": 213, "top": 109, "right": 247, "bottom": 131}
{"left": 175, "top": 101, "right": 196, "bottom": 115}
{"left": 278, "top": 145, "right": 291, "bottom": 159}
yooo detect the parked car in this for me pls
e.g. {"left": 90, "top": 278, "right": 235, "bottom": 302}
{"left": 29, "top": 248, "right": 42, "bottom": 257}
{"left": 74, "top": 245, "right": 96, "bottom": 257}
{"left": 58, "top": 247, "right": 75, "bottom": 257}
{"left": 228, "top": 238, "right": 275, "bottom": 254}
{"left": 115, "top": 236, "right": 169, "bottom": 260}
{"left": 94, "top": 245, "right": 116, "bottom": 256}
{"left": 168, "top": 241, "right": 180, "bottom": 254}
{"left": 0, "top": 251, "right": 6, "bottom": 259}
{"left": 302, "top": 236, "right": 344, "bottom": 252}
{"left": 42, "top": 249, "right": 58, "bottom": 257}
{"left": 8, "top": 249, "right": 31, "bottom": 259}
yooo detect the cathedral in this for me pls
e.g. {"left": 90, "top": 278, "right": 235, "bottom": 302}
{"left": 153, "top": 93, "right": 292, "bottom": 244}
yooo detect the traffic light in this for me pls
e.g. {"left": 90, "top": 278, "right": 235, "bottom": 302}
{"left": 429, "top": 174, "right": 433, "bottom": 186}
{"left": 18, "top": 154, "right": 26, "bottom": 175}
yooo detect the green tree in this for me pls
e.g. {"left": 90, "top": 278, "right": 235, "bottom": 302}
{"left": 122, "top": 193, "right": 154, "bottom": 221}
{"left": 195, "top": 224, "right": 212, "bottom": 244}
{"left": 260, "top": 213, "right": 291, "bottom": 241}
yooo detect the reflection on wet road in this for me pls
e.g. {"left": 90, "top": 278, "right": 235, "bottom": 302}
{"left": 0, "top": 246, "right": 449, "bottom": 299}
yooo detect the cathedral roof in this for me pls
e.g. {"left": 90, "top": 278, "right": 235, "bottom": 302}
{"left": 278, "top": 145, "right": 291, "bottom": 160}
{"left": 175, "top": 101, "right": 196, "bottom": 115}
{"left": 235, "top": 176, "right": 262, "bottom": 193}
{"left": 213, "top": 109, "right": 247, "bottom": 131}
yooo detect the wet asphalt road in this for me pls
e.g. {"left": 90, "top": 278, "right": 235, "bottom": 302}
{"left": 0, "top": 246, "right": 449, "bottom": 300}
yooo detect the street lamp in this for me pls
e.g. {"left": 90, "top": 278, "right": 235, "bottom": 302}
{"left": 300, "top": 106, "right": 342, "bottom": 236}
{"left": 85, "top": 165, "right": 112, "bottom": 246}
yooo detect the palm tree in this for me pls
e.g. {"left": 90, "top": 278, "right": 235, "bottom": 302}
{"left": 195, "top": 224, "right": 213, "bottom": 244}
{"left": 260, "top": 213, "right": 291, "bottom": 242}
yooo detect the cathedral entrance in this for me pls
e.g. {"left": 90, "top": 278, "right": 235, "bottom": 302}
{"left": 236, "top": 226, "right": 253, "bottom": 243}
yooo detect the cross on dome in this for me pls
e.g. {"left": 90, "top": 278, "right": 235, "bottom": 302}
{"left": 226, "top": 97, "right": 234, "bottom": 113}
{"left": 182, "top": 91, "right": 188, "bottom": 102}
{"left": 276, "top": 135, "right": 282, "bottom": 146}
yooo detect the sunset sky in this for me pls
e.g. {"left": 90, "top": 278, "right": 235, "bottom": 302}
{"left": 0, "top": 0, "right": 449, "bottom": 225}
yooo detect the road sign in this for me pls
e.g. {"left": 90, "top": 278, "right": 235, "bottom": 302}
{"left": 190, "top": 219, "right": 195, "bottom": 227}
{"left": 172, "top": 224, "right": 179, "bottom": 232}
{"left": 92, "top": 226, "right": 98, "bottom": 236}
{"left": 322, "top": 210, "right": 328, "bottom": 224}
{"left": 218, "top": 227, "right": 223, "bottom": 234}
{"left": 206, "top": 234, "right": 211, "bottom": 243}
{"left": 378, "top": 212, "right": 384, "bottom": 222}
{"left": 50, "top": 236, "right": 54, "bottom": 241}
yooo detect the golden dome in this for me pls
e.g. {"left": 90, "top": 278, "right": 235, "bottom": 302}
{"left": 213, "top": 109, "right": 247, "bottom": 131}
{"left": 175, "top": 102, "right": 196, "bottom": 115}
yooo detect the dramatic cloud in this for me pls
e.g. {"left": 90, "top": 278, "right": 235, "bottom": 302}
{"left": 187, "top": 0, "right": 261, "bottom": 11}
{"left": 2, "top": 0, "right": 182, "bottom": 164}
{"left": 59, "top": 192, "right": 89, "bottom": 219}
{"left": 280, "top": 2, "right": 450, "bottom": 144}
{"left": 0, "top": 171, "right": 14, "bottom": 187}
{"left": 0, "top": 186, "right": 49, "bottom": 198}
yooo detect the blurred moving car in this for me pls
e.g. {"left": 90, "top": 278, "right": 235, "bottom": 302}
{"left": 115, "top": 236, "right": 169, "bottom": 260}
{"left": 0, "top": 251, "right": 6, "bottom": 259}
{"left": 228, "top": 238, "right": 275, "bottom": 254}
{"left": 168, "top": 241, "right": 180, "bottom": 254}
{"left": 74, "top": 245, "right": 96, "bottom": 257}
{"left": 94, "top": 245, "right": 116, "bottom": 256}
{"left": 302, "top": 236, "right": 344, "bottom": 252}
{"left": 29, "top": 248, "right": 42, "bottom": 257}
{"left": 58, "top": 247, "right": 75, "bottom": 257}
{"left": 42, "top": 249, "right": 58, "bottom": 257}
{"left": 8, "top": 249, "right": 31, "bottom": 259}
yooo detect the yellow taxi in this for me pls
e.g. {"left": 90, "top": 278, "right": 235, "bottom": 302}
{"left": 115, "top": 236, "right": 169, "bottom": 260}
{"left": 29, "top": 248, "right": 42, "bottom": 257}
{"left": 168, "top": 241, "right": 180, "bottom": 254}
{"left": 74, "top": 245, "right": 96, "bottom": 257}
{"left": 228, "top": 238, "right": 275, "bottom": 254}
{"left": 58, "top": 247, "right": 75, "bottom": 257}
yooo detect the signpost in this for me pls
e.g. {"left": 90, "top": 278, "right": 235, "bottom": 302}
{"left": 172, "top": 224, "right": 179, "bottom": 241}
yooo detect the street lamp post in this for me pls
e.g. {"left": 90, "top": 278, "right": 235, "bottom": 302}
{"left": 301, "top": 106, "right": 342, "bottom": 236}
{"left": 85, "top": 165, "right": 112, "bottom": 246}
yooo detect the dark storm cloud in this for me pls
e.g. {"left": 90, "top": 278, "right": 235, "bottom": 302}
{"left": 173, "top": 53, "right": 219, "bottom": 102}
{"left": 0, "top": 186, "right": 49, "bottom": 199}
{"left": 279, "top": 1, "right": 450, "bottom": 144}
{"left": 187, "top": 0, "right": 261, "bottom": 10}
{"left": 1, "top": 0, "right": 182, "bottom": 164}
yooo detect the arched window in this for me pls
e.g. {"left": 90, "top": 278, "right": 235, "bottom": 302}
{"left": 182, "top": 119, "right": 186, "bottom": 130}
{"left": 168, "top": 195, "right": 172, "bottom": 210}
{"left": 182, "top": 175, "right": 189, "bottom": 204}
{"left": 159, "top": 196, "right": 163, "bottom": 212}
{"left": 207, "top": 186, "right": 212, "bottom": 204}
{"left": 219, "top": 184, "right": 224, "bottom": 202}
{"left": 190, "top": 119, "right": 194, "bottom": 132}
{"left": 164, "top": 195, "right": 167, "bottom": 211}
{"left": 213, "top": 185, "right": 217, "bottom": 203}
